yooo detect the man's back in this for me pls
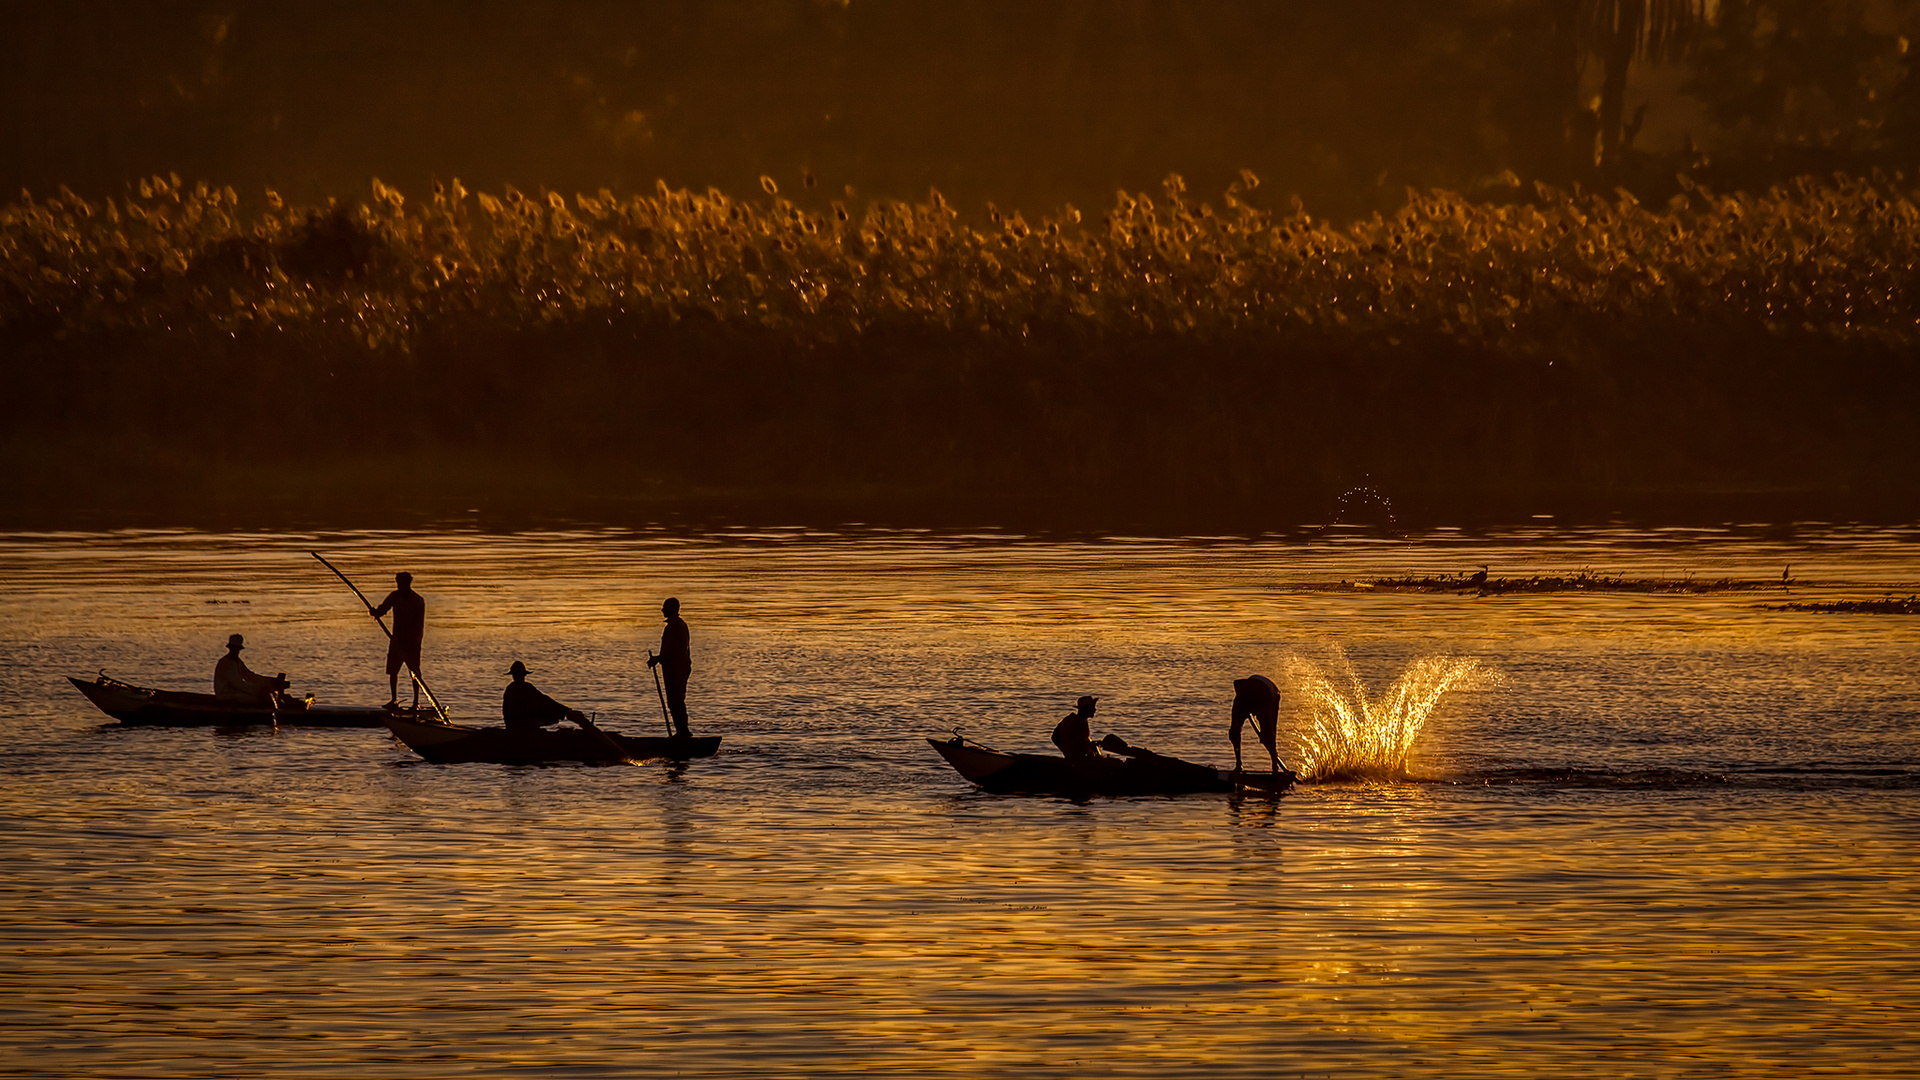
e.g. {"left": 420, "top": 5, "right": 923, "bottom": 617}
{"left": 1233, "top": 675, "right": 1280, "bottom": 717}
{"left": 659, "top": 615, "right": 691, "bottom": 673}
{"left": 1051, "top": 712, "right": 1097, "bottom": 760}
{"left": 503, "top": 680, "right": 567, "bottom": 730}
{"left": 214, "top": 654, "right": 264, "bottom": 702}
{"left": 378, "top": 588, "right": 426, "bottom": 643}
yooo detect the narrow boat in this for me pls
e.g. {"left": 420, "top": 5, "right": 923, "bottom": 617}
{"left": 69, "top": 672, "right": 402, "bottom": 728}
{"left": 385, "top": 712, "right": 722, "bottom": 765}
{"left": 928, "top": 734, "right": 1295, "bottom": 797}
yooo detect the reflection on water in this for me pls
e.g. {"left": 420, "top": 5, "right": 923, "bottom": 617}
{"left": 1, "top": 526, "right": 1917, "bottom": 1077}
{"left": 1286, "top": 651, "right": 1501, "bottom": 781}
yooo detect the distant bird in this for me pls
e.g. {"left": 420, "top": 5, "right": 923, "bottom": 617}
{"left": 1468, "top": 566, "right": 1489, "bottom": 590}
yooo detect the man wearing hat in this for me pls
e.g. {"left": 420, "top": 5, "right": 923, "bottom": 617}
{"left": 1051, "top": 694, "right": 1102, "bottom": 761}
{"left": 371, "top": 572, "right": 426, "bottom": 709}
{"left": 502, "top": 660, "right": 588, "bottom": 731}
{"left": 213, "top": 633, "right": 289, "bottom": 706}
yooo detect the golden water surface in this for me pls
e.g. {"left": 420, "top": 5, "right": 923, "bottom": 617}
{"left": 3, "top": 527, "right": 1917, "bottom": 1077}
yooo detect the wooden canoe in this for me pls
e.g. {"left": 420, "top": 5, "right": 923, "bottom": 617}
{"left": 386, "top": 712, "right": 721, "bottom": 765}
{"left": 69, "top": 673, "right": 402, "bottom": 728}
{"left": 928, "top": 734, "right": 1295, "bottom": 797}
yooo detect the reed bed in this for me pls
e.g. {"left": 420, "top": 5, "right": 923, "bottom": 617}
{"left": 3, "top": 172, "right": 1918, "bottom": 523}
{"left": 4, "top": 170, "right": 1918, "bottom": 350}
{"left": 1763, "top": 596, "right": 1920, "bottom": 614}
{"left": 1356, "top": 571, "right": 1798, "bottom": 594}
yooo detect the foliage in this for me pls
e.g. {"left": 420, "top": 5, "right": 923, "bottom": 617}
{"left": 3, "top": 172, "right": 1918, "bottom": 523}
{"left": 6, "top": 170, "right": 1918, "bottom": 351}
{"left": 1686, "top": 0, "right": 1904, "bottom": 150}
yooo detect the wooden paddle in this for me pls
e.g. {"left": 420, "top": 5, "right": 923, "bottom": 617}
{"left": 573, "top": 711, "right": 640, "bottom": 766}
{"left": 310, "top": 551, "right": 450, "bottom": 723}
{"left": 647, "top": 650, "right": 674, "bottom": 737}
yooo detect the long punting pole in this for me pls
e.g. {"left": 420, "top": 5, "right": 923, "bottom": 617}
{"left": 310, "top": 551, "right": 449, "bottom": 723}
{"left": 648, "top": 651, "right": 674, "bottom": 737}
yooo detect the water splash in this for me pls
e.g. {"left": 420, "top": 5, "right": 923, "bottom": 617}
{"left": 1283, "top": 652, "right": 1498, "bottom": 782}
{"left": 1333, "top": 485, "right": 1396, "bottom": 528}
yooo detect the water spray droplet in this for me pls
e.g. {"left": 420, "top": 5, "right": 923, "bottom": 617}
{"left": 1285, "top": 651, "right": 1499, "bottom": 782}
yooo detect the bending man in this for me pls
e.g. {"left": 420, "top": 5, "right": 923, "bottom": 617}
{"left": 1229, "top": 674, "right": 1283, "bottom": 775}
{"left": 646, "top": 597, "right": 693, "bottom": 738}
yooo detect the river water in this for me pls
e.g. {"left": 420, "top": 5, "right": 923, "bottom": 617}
{"left": 2, "top": 526, "right": 1917, "bottom": 1078}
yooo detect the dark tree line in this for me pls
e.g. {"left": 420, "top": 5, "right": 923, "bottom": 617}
{"left": 7, "top": 2, "right": 1920, "bottom": 527}
{"left": 5, "top": 2, "right": 1920, "bottom": 221}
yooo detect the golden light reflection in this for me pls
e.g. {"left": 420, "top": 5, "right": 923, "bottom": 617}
{"left": 1285, "top": 652, "right": 1500, "bottom": 781}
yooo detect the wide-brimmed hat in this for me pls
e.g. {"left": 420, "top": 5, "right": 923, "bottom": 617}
{"left": 507, "top": 660, "right": 529, "bottom": 676}
{"left": 226, "top": 633, "right": 245, "bottom": 649}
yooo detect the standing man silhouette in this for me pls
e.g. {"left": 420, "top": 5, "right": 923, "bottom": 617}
{"left": 372, "top": 571, "right": 426, "bottom": 710}
{"left": 647, "top": 597, "right": 693, "bottom": 738}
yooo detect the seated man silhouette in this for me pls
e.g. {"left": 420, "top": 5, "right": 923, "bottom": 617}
{"left": 502, "top": 661, "right": 588, "bottom": 731}
{"left": 1051, "top": 695, "right": 1103, "bottom": 761}
{"left": 213, "top": 634, "right": 289, "bottom": 706}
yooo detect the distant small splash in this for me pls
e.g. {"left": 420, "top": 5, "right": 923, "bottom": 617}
{"left": 1284, "top": 651, "right": 1498, "bottom": 782}
{"left": 1332, "top": 485, "right": 1396, "bottom": 528}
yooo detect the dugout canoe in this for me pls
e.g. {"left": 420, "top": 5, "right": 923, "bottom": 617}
{"left": 69, "top": 672, "right": 402, "bottom": 728}
{"left": 928, "top": 734, "right": 1295, "bottom": 797}
{"left": 385, "top": 712, "right": 721, "bottom": 765}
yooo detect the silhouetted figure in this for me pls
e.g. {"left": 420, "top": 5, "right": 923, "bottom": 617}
{"left": 502, "top": 660, "right": 587, "bottom": 731}
{"left": 1468, "top": 566, "right": 1489, "bottom": 590}
{"left": 371, "top": 571, "right": 425, "bottom": 709}
{"left": 1051, "top": 695, "right": 1101, "bottom": 761}
{"left": 213, "top": 633, "right": 289, "bottom": 706}
{"left": 646, "top": 597, "right": 693, "bottom": 738}
{"left": 1229, "top": 675, "right": 1282, "bottom": 775}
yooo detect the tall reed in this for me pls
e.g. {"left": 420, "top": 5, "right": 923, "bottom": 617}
{"left": 4, "top": 171, "right": 1917, "bottom": 523}
{"left": 6, "top": 171, "right": 1917, "bottom": 352}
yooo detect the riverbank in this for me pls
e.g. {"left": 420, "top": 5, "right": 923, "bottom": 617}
{"left": 8, "top": 175, "right": 1918, "bottom": 530}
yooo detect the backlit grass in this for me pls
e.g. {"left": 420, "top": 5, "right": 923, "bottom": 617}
{"left": 5, "top": 170, "right": 1916, "bottom": 350}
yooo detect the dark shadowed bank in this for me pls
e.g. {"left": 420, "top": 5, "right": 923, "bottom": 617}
{"left": 5, "top": 174, "right": 1918, "bottom": 532}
